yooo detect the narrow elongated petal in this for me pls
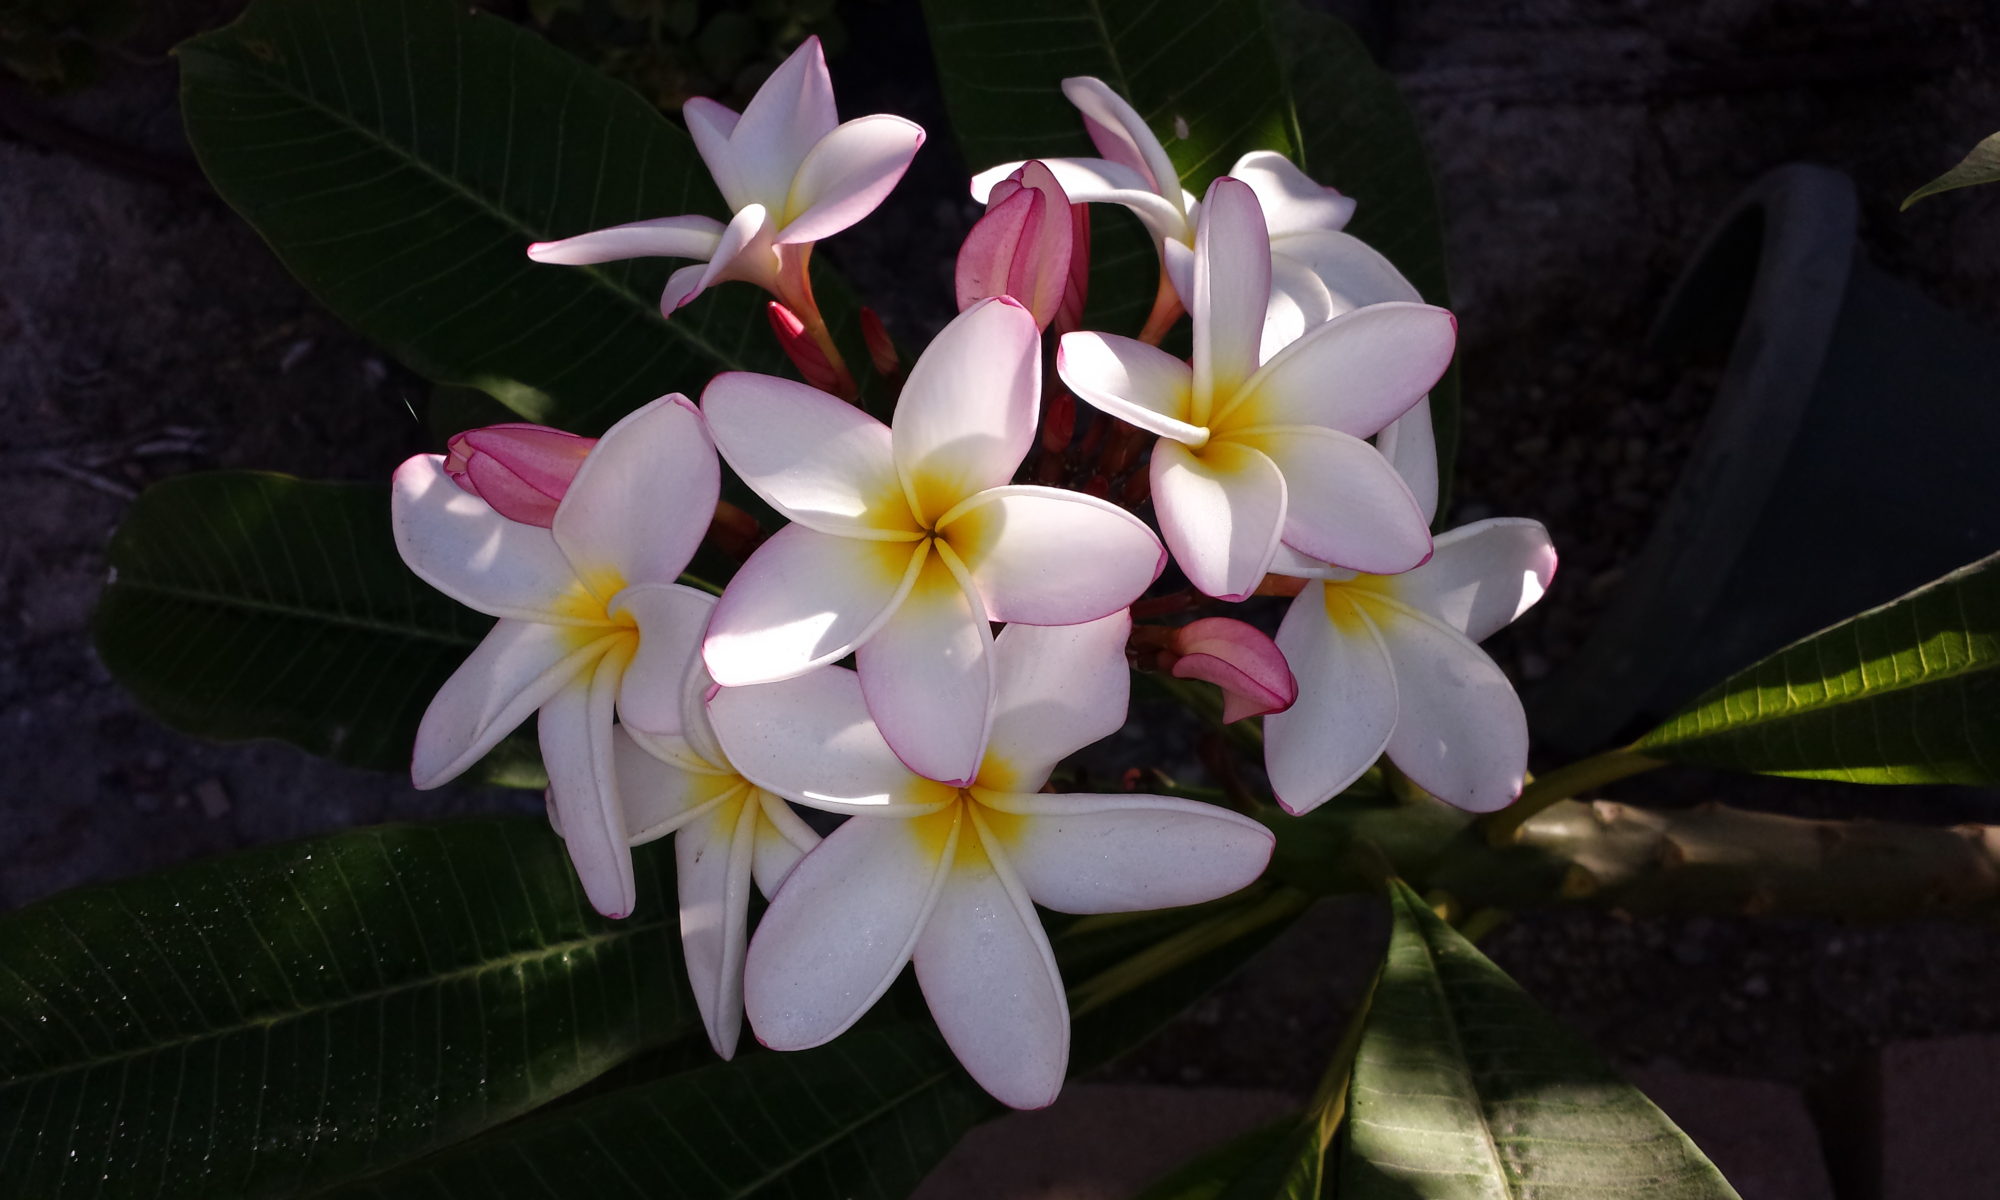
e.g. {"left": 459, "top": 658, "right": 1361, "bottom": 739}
{"left": 1264, "top": 584, "right": 1397, "bottom": 815}
{"left": 551, "top": 395, "right": 718, "bottom": 589}
{"left": 702, "top": 371, "right": 915, "bottom": 537}
{"left": 989, "top": 791, "right": 1274, "bottom": 913}
{"left": 526, "top": 214, "right": 725, "bottom": 265}
{"left": 392, "top": 455, "right": 578, "bottom": 621}
{"left": 540, "top": 655, "right": 637, "bottom": 918}
{"left": 971, "top": 157, "right": 1190, "bottom": 247}
{"left": 412, "top": 619, "right": 603, "bottom": 788}
{"left": 744, "top": 806, "right": 960, "bottom": 1049}
{"left": 1235, "top": 427, "right": 1432, "bottom": 575}
{"left": 725, "top": 34, "right": 838, "bottom": 208}
{"left": 778, "top": 114, "right": 925, "bottom": 245}
{"left": 979, "top": 612, "right": 1132, "bottom": 793}
{"left": 892, "top": 298, "right": 1040, "bottom": 523}
{"left": 857, "top": 549, "right": 995, "bottom": 785}
{"left": 678, "top": 795, "right": 758, "bottom": 1058}
{"left": 1366, "top": 597, "right": 1528, "bottom": 812}
{"left": 1274, "top": 229, "right": 1420, "bottom": 312}
{"left": 1229, "top": 150, "right": 1355, "bottom": 237}
{"left": 1227, "top": 301, "right": 1454, "bottom": 435}
{"left": 610, "top": 582, "right": 715, "bottom": 736}
{"left": 1386, "top": 517, "right": 1557, "bottom": 642}
{"left": 1192, "top": 178, "right": 1272, "bottom": 409}
{"left": 611, "top": 729, "right": 738, "bottom": 843}
{"left": 941, "top": 485, "right": 1162, "bottom": 626}
{"left": 1168, "top": 617, "right": 1297, "bottom": 723}
{"left": 659, "top": 262, "right": 709, "bottom": 315}
{"left": 707, "top": 665, "right": 958, "bottom": 815}
{"left": 751, "top": 792, "right": 821, "bottom": 897}
{"left": 703, "top": 524, "right": 923, "bottom": 686}
{"left": 1055, "top": 332, "right": 1203, "bottom": 444}
{"left": 1150, "top": 439, "right": 1287, "bottom": 602}
{"left": 683, "top": 97, "right": 746, "bottom": 209}
{"left": 1375, "top": 400, "right": 1439, "bottom": 527}
{"left": 1061, "top": 77, "right": 1180, "bottom": 208}
{"left": 913, "top": 818, "right": 1068, "bottom": 1110}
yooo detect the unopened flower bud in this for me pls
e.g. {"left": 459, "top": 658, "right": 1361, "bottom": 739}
{"left": 860, "top": 306, "right": 901, "bottom": 376}
{"left": 1166, "top": 617, "right": 1298, "bottom": 723}
{"left": 955, "top": 161, "right": 1080, "bottom": 331}
{"left": 443, "top": 423, "right": 594, "bottom": 528}
{"left": 766, "top": 302, "right": 846, "bottom": 395}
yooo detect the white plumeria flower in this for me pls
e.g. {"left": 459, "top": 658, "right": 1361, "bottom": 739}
{"left": 1058, "top": 177, "right": 1454, "bottom": 601}
{"left": 707, "top": 613, "right": 1275, "bottom": 1109}
{"left": 526, "top": 36, "right": 923, "bottom": 318}
{"left": 1264, "top": 518, "right": 1558, "bottom": 815}
{"left": 700, "top": 296, "right": 1165, "bottom": 785}
{"left": 392, "top": 396, "right": 720, "bottom": 919}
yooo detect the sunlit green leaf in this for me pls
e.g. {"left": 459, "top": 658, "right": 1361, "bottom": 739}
{"left": 1902, "top": 130, "right": 2000, "bottom": 209}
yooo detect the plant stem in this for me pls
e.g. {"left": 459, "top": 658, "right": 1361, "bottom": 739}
{"left": 1136, "top": 268, "right": 1185, "bottom": 346}
{"left": 776, "top": 247, "right": 859, "bottom": 401}
{"left": 1482, "top": 746, "right": 1664, "bottom": 845}
{"left": 1068, "top": 886, "right": 1310, "bottom": 1017}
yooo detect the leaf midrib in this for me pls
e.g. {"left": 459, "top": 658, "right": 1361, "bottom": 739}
{"left": 1658, "top": 634, "right": 1999, "bottom": 738}
{"left": 1407, "top": 896, "right": 1515, "bottom": 1197}
{"left": 110, "top": 576, "right": 482, "bottom": 648}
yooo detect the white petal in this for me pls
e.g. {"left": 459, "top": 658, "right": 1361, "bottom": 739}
{"left": 1061, "top": 77, "right": 1181, "bottom": 210}
{"left": 778, "top": 115, "right": 926, "bottom": 245}
{"left": 1227, "top": 301, "right": 1454, "bottom": 436}
{"left": 706, "top": 665, "right": 957, "bottom": 815}
{"left": 1385, "top": 517, "right": 1555, "bottom": 642}
{"left": 611, "top": 728, "right": 737, "bottom": 843}
{"left": 1192, "top": 177, "right": 1271, "bottom": 409}
{"left": 659, "top": 262, "right": 710, "bottom": 316}
{"left": 1235, "top": 427, "right": 1432, "bottom": 575}
{"left": 751, "top": 792, "right": 820, "bottom": 898}
{"left": 892, "top": 298, "right": 1040, "bottom": 523}
{"left": 971, "top": 157, "right": 1191, "bottom": 251}
{"left": 610, "top": 583, "right": 715, "bottom": 736}
{"left": 725, "top": 35, "right": 838, "bottom": 208}
{"left": 701, "top": 371, "right": 916, "bottom": 537}
{"left": 677, "top": 792, "right": 758, "bottom": 1058}
{"left": 979, "top": 612, "right": 1132, "bottom": 794}
{"left": 1229, "top": 150, "right": 1355, "bottom": 237}
{"left": 685, "top": 203, "right": 782, "bottom": 300}
{"left": 526, "top": 214, "right": 725, "bottom": 266}
{"left": 1150, "top": 439, "right": 1286, "bottom": 602}
{"left": 1270, "top": 229, "right": 1420, "bottom": 313}
{"left": 1368, "top": 598, "right": 1529, "bottom": 812}
{"left": 990, "top": 791, "right": 1274, "bottom": 913}
{"left": 703, "top": 524, "right": 923, "bottom": 686}
{"left": 683, "top": 97, "right": 747, "bottom": 210}
{"left": 413, "top": 619, "right": 606, "bottom": 788}
{"left": 913, "top": 816, "right": 1068, "bottom": 1110}
{"left": 391, "top": 455, "right": 578, "bottom": 621}
{"left": 1375, "top": 399, "right": 1439, "bottom": 527}
{"left": 857, "top": 549, "right": 995, "bottom": 786}
{"left": 551, "top": 395, "right": 718, "bottom": 589}
{"left": 1263, "top": 584, "right": 1397, "bottom": 815}
{"left": 744, "top": 807, "right": 960, "bottom": 1049}
{"left": 1264, "top": 252, "right": 1335, "bottom": 362}
{"left": 941, "top": 485, "right": 1163, "bottom": 625}
{"left": 540, "top": 658, "right": 637, "bottom": 918}
{"left": 1055, "top": 332, "right": 1203, "bottom": 444}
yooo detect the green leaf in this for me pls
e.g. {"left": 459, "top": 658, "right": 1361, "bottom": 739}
{"left": 0, "top": 817, "right": 694, "bottom": 1199}
{"left": 1903, "top": 130, "right": 2000, "bottom": 209}
{"left": 1133, "top": 1119, "right": 1300, "bottom": 1200}
{"left": 1337, "top": 882, "right": 1739, "bottom": 1199}
{"left": 178, "top": 0, "right": 855, "bottom": 434}
{"left": 1634, "top": 551, "right": 2000, "bottom": 785}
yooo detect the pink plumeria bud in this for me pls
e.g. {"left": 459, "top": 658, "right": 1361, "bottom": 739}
{"left": 1166, "top": 617, "right": 1298, "bottom": 723}
{"left": 956, "top": 161, "right": 1078, "bottom": 331}
{"left": 1041, "top": 388, "right": 1076, "bottom": 455}
{"left": 766, "top": 302, "right": 846, "bottom": 395}
{"left": 442, "top": 423, "right": 595, "bottom": 528}
{"left": 860, "top": 306, "right": 901, "bottom": 376}
{"left": 1054, "top": 201, "right": 1091, "bottom": 335}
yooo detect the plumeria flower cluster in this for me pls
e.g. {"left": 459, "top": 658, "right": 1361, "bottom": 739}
{"left": 391, "top": 37, "right": 1555, "bottom": 1109}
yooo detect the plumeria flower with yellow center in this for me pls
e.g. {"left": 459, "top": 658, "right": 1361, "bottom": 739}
{"left": 700, "top": 296, "right": 1165, "bottom": 785}
{"left": 1058, "top": 176, "right": 1454, "bottom": 601}
{"left": 707, "top": 613, "right": 1275, "bottom": 1109}
{"left": 1263, "top": 519, "right": 1558, "bottom": 815}
{"left": 392, "top": 395, "right": 720, "bottom": 919}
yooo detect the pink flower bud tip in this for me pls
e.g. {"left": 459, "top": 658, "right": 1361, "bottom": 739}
{"left": 860, "top": 307, "right": 901, "bottom": 376}
{"left": 955, "top": 161, "right": 1084, "bottom": 331}
{"left": 766, "top": 302, "right": 846, "bottom": 396}
{"left": 443, "top": 423, "right": 594, "bottom": 528}
{"left": 1167, "top": 617, "right": 1297, "bottom": 723}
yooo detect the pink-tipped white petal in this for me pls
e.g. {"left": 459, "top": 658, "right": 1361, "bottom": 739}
{"left": 913, "top": 820, "right": 1068, "bottom": 1110}
{"left": 610, "top": 582, "right": 715, "bottom": 736}
{"left": 677, "top": 793, "right": 758, "bottom": 1058}
{"left": 412, "top": 619, "right": 603, "bottom": 788}
{"left": 1061, "top": 78, "right": 1181, "bottom": 211}
{"left": 857, "top": 550, "right": 995, "bottom": 786}
{"left": 526, "top": 214, "right": 726, "bottom": 266}
{"left": 703, "top": 524, "right": 923, "bottom": 686}
{"left": 992, "top": 791, "right": 1274, "bottom": 913}
{"left": 540, "top": 658, "right": 637, "bottom": 918}
{"left": 392, "top": 455, "right": 579, "bottom": 621}
{"left": 1055, "top": 332, "right": 1203, "bottom": 444}
{"left": 971, "top": 157, "right": 1191, "bottom": 249}
{"left": 702, "top": 371, "right": 914, "bottom": 537}
{"left": 778, "top": 114, "right": 925, "bottom": 245}
{"left": 1229, "top": 150, "right": 1356, "bottom": 237}
{"left": 941, "top": 485, "right": 1163, "bottom": 626}
{"left": 1263, "top": 584, "right": 1397, "bottom": 815}
{"left": 706, "top": 666, "right": 957, "bottom": 815}
{"left": 1150, "top": 439, "right": 1287, "bottom": 602}
{"left": 684, "top": 97, "right": 746, "bottom": 209}
{"left": 744, "top": 807, "right": 959, "bottom": 1049}
{"left": 726, "top": 35, "right": 838, "bottom": 208}
{"left": 1388, "top": 518, "right": 1557, "bottom": 644}
{"left": 1375, "top": 400, "right": 1439, "bottom": 527}
{"left": 551, "top": 395, "right": 718, "bottom": 589}
{"left": 1192, "top": 178, "right": 1272, "bottom": 408}
{"left": 892, "top": 298, "right": 1040, "bottom": 523}
{"left": 659, "top": 262, "right": 710, "bottom": 316}
{"left": 611, "top": 728, "right": 737, "bottom": 843}
{"left": 1230, "top": 301, "right": 1455, "bottom": 436}
{"left": 1169, "top": 617, "right": 1297, "bottom": 723}
{"left": 686, "top": 204, "right": 782, "bottom": 302}
{"left": 979, "top": 612, "right": 1133, "bottom": 793}
{"left": 1236, "top": 426, "right": 1432, "bottom": 575}
{"left": 1274, "top": 229, "right": 1421, "bottom": 313}
{"left": 751, "top": 792, "right": 821, "bottom": 898}
{"left": 1367, "top": 599, "right": 1529, "bottom": 813}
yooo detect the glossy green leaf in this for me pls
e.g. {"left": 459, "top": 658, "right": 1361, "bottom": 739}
{"left": 1902, "top": 130, "right": 2000, "bottom": 209}
{"left": 178, "top": 0, "right": 856, "bottom": 435}
{"left": 1337, "top": 882, "right": 1738, "bottom": 1199}
{"left": 1635, "top": 551, "right": 2000, "bottom": 784}
{"left": 0, "top": 817, "right": 693, "bottom": 1198}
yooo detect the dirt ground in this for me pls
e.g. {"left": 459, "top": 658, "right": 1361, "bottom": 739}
{"left": 3, "top": 0, "right": 1998, "bottom": 1106}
